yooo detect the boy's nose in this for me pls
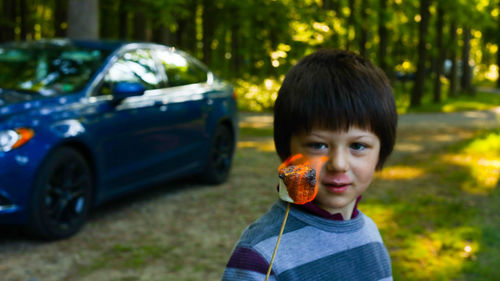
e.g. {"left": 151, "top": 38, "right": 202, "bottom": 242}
{"left": 325, "top": 148, "right": 348, "bottom": 172}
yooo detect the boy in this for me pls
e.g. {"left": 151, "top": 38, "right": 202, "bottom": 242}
{"left": 223, "top": 49, "right": 397, "bottom": 280}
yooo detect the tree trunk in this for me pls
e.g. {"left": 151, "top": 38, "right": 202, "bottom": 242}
{"left": 346, "top": 0, "right": 356, "bottom": 50}
{"left": 67, "top": 0, "right": 99, "bottom": 39}
{"left": 230, "top": 6, "right": 241, "bottom": 77}
{"left": 176, "top": 1, "right": 197, "bottom": 55}
{"left": 20, "top": 0, "right": 32, "bottom": 40}
{"left": 118, "top": 0, "right": 128, "bottom": 40}
{"left": 358, "top": 0, "right": 368, "bottom": 58}
{"left": 432, "top": 4, "right": 445, "bottom": 103}
{"left": 0, "top": 0, "right": 16, "bottom": 42}
{"left": 99, "top": 0, "right": 114, "bottom": 39}
{"left": 133, "top": 10, "right": 147, "bottom": 41}
{"left": 202, "top": 0, "right": 216, "bottom": 65}
{"left": 460, "top": 27, "right": 473, "bottom": 94}
{"left": 448, "top": 20, "right": 458, "bottom": 97}
{"left": 377, "top": 0, "right": 388, "bottom": 75}
{"left": 497, "top": 0, "right": 500, "bottom": 88}
{"left": 54, "top": 0, "right": 67, "bottom": 37}
{"left": 410, "top": 0, "right": 430, "bottom": 107}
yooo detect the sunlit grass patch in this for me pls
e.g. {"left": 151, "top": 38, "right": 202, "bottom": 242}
{"left": 441, "top": 130, "right": 500, "bottom": 194}
{"left": 361, "top": 203, "right": 397, "bottom": 231}
{"left": 392, "top": 228, "right": 480, "bottom": 281}
{"left": 376, "top": 165, "right": 426, "bottom": 180}
{"left": 237, "top": 139, "right": 275, "bottom": 152}
{"left": 238, "top": 126, "right": 273, "bottom": 138}
{"left": 442, "top": 101, "right": 493, "bottom": 112}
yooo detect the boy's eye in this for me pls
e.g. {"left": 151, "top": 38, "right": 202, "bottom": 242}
{"left": 306, "top": 142, "right": 328, "bottom": 150}
{"left": 350, "top": 142, "right": 367, "bottom": 151}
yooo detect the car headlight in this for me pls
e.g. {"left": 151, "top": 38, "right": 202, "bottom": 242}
{"left": 0, "top": 128, "right": 35, "bottom": 152}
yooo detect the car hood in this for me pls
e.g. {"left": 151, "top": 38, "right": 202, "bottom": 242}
{"left": 0, "top": 91, "right": 83, "bottom": 125}
{"left": 0, "top": 90, "right": 37, "bottom": 106}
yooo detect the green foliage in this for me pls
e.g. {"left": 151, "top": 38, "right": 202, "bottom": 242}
{"left": 0, "top": 0, "right": 498, "bottom": 110}
{"left": 234, "top": 77, "right": 282, "bottom": 112}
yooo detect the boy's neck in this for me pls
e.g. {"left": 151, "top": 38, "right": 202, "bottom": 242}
{"left": 322, "top": 200, "right": 358, "bottom": 220}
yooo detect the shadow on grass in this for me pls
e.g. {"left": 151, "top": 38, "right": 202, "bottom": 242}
{"left": 0, "top": 176, "right": 213, "bottom": 244}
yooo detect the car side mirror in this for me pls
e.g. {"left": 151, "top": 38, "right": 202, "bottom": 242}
{"left": 112, "top": 82, "right": 146, "bottom": 102}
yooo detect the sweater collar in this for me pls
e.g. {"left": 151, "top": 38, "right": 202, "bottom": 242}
{"left": 298, "top": 196, "right": 362, "bottom": 221}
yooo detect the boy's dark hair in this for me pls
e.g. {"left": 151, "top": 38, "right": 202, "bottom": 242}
{"left": 273, "top": 49, "right": 397, "bottom": 170}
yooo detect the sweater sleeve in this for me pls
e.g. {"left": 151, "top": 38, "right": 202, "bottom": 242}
{"left": 222, "top": 246, "right": 277, "bottom": 281}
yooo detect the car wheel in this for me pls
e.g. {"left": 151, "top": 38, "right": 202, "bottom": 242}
{"left": 201, "top": 124, "right": 235, "bottom": 184}
{"left": 29, "top": 147, "right": 93, "bottom": 240}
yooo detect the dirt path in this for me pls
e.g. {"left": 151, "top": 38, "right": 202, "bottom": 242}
{"left": 1, "top": 108, "right": 499, "bottom": 281}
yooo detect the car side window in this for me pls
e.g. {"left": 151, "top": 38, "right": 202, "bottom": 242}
{"left": 156, "top": 50, "right": 207, "bottom": 87}
{"left": 96, "top": 49, "right": 161, "bottom": 96}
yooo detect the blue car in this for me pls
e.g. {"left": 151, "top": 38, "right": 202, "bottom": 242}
{"left": 0, "top": 39, "right": 238, "bottom": 239}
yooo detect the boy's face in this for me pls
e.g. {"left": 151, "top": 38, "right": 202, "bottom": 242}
{"left": 289, "top": 127, "right": 380, "bottom": 214}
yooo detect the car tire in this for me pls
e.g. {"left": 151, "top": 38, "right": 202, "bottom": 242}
{"left": 29, "top": 147, "right": 93, "bottom": 240}
{"left": 201, "top": 124, "right": 235, "bottom": 184}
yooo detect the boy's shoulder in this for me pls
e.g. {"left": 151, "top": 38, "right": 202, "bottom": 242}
{"left": 237, "top": 201, "right": 308, "bottom": 247}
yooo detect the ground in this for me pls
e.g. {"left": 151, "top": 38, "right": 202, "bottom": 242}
{"left": 1, "top": 108, "right": 499, "bottom": 281}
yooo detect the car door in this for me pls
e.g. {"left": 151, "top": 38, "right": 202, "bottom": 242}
{"left": 150, "top": 48, "right": 210, "bottom": 174}
{"left": 87, "top": 47, "right": 171, "bottom": 194}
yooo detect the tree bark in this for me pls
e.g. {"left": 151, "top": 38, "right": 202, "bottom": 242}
{"left": 358, "top": 0, "right": 368, "bottom": 58}
{"left": 67, "top": 0, "right": 99, "bottom": 39}
{"left": 133, "top": 10, "right": 147, "bottom": 41}
{"left": 346, "top": 0, "right": 356, "bottom": 50}
{"left": 0, "top": 0, "right": 16, "bottom": 42}
{"left": 20, "top": 0, "right": 31, "bottom": 40}
{"left": 176, "top": 1, "right": 197, "bottom": 54}
{"left": 202, "top": 0, "right": 216, "bottom": 65}
{"left": 118, "top": 0, "right": 128, "bottom": 40}
{"left": 152, "top": 27, "right": 171, "bottom": 45}
{"left": 497, "top": 0, "right": 500, "bottom": 88}
{"left": 460, "top": 27, "right": 473, "bottom": 94}
{"left": 410, "top": 0, "right": 430, "bottom": 107}
{"left": 377, "top": 0, "right": 388, "bottom": 75}
{"left": 230, "top": 6, "right": 241, "bottom": 77}
{"left": 432, "top": 4, "right": 445, "bottom": 103}
{"left": 448, "top": 20, "right": 458, "bottom": 97}
{"left": 54, "top": 0, "right": 67, "bottom": 37}
{"left": 99, "top": 0, "right": 114, "bottom": 39}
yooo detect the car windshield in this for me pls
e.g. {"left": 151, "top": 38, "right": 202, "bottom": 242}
{"left": 0, "top": 42, "right": 110, "bottom": 97}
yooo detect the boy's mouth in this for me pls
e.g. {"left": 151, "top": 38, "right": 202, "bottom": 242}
{"left": 322, "top": 175, "right": 351, "bottom": 193}
{"left": 323, "top": 182, "right": 351, "bottom": 193}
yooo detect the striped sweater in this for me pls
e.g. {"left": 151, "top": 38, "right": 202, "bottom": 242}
{"left": 222, "top": 200, "right": 392, "bottom": 281}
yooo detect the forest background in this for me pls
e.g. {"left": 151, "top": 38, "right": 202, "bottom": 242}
{"left": 0, "top": 0, "right": 499, "bottom": 113}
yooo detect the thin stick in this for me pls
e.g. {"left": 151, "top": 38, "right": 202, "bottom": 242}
{"left": 265, "top": 202, "right": 291, "bottom": 281}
